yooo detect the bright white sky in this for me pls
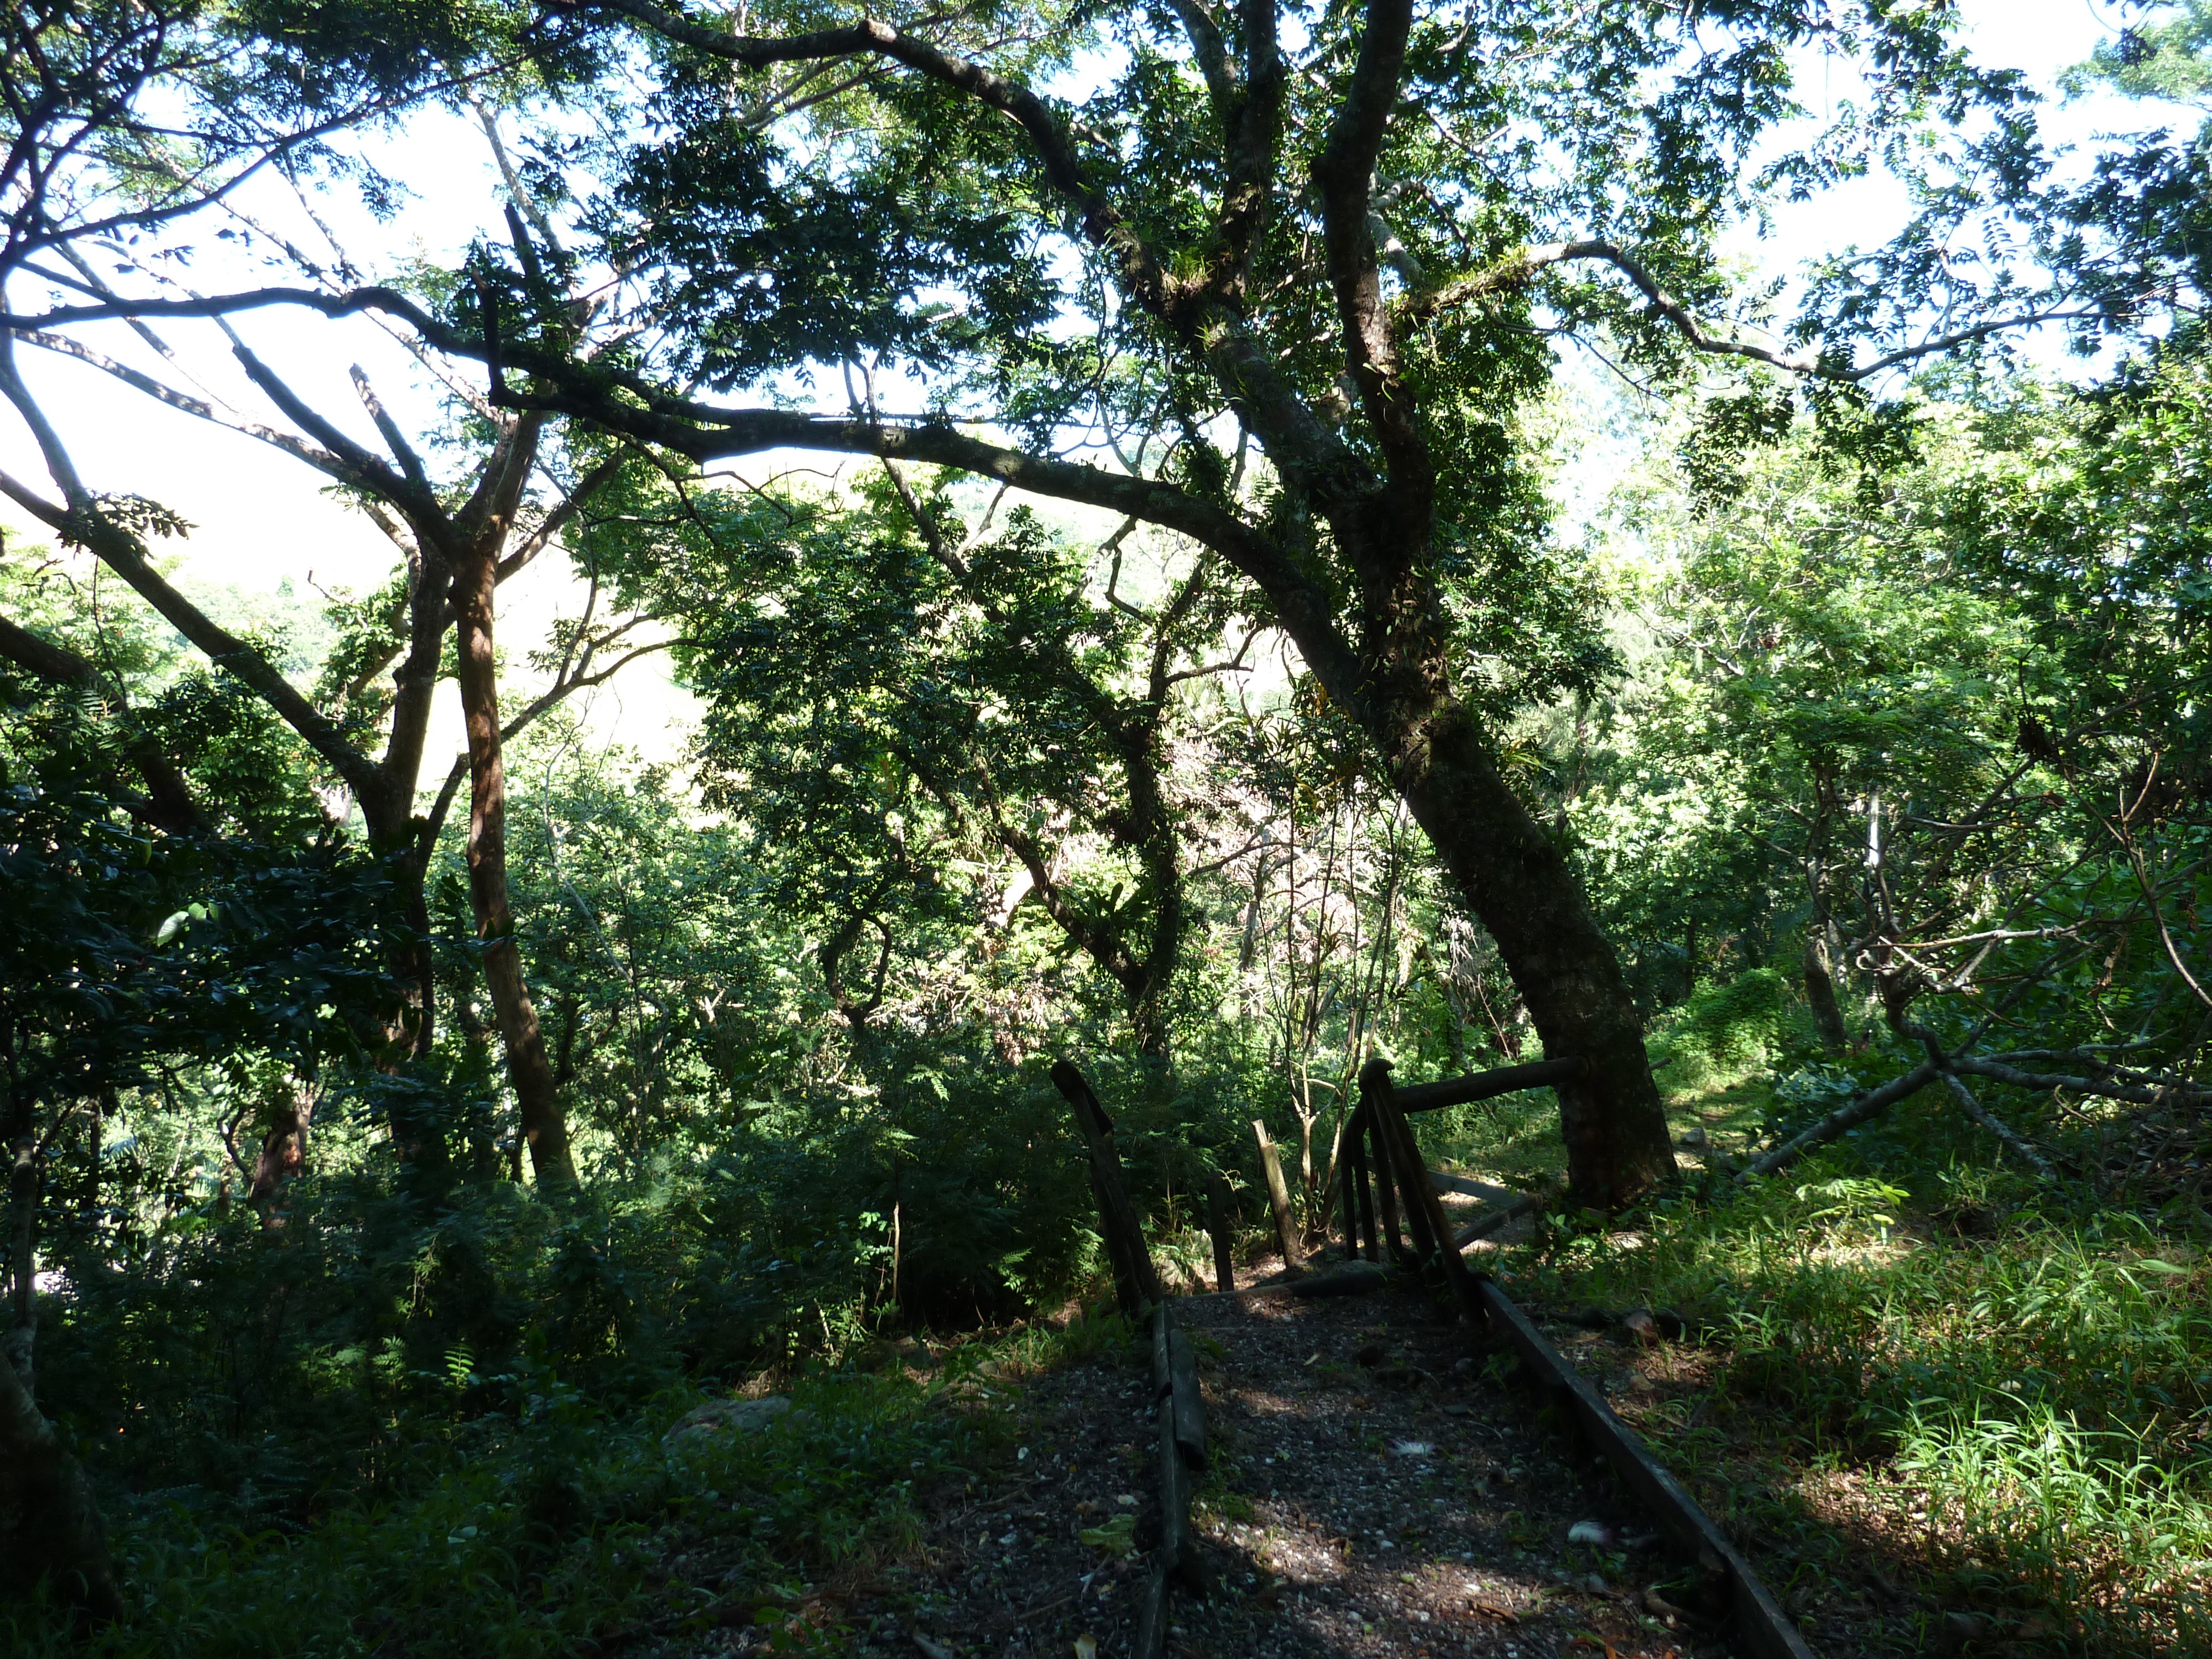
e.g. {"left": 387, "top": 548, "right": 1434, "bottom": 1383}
{"left": 0, "top": 0, "right": 2177, "bottom": 784}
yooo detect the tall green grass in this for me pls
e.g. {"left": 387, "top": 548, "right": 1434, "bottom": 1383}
{"left": 1519, "top": 1160, "right": 2212, "bottom": 1653}
{"left": 1899, "top": 1404, "right": 2212, "bottom": 1636}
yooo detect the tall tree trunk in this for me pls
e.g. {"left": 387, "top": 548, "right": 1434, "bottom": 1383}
{"left": 1393, "top": 713, "right": 1675, "bottom": 1209}
{"left": 353, "top": 790, "right": 439, "bottom": 1060}
{"left": 451, "top": 539, "right": 577, "bottom": 1191}
{"left": 393, "top": 858, "right": 439, "bottom": 1060}
{"left": 6, "top": 1135, "right": 35, "bottom": 1390}
{"left": 1802, "top": 794, "right": 1849, "bottom": 1052}
{"left": 1415, "top": 940, "right": 1472, "bottom": 1073}
{"left": 1128, "top": 983, "right": 1173, "bottom": 1060}
{"left": 0, "top": 1329, "right": 121, "bottom": 1620}
{"left": 1804, "top": 935, "right": 1850, "bottom": 1053}
{"left": 1118, "top": 728, "right": 1183, "bottom": 1061}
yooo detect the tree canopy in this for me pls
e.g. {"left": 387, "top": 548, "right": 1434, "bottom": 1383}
{"left": 3, "top": 2, "right": 2211, "bottom": 1651}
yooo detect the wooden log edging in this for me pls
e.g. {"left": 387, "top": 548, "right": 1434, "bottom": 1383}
{"left": 1136, "top": 1300, "right": 1209, "bottom": 1659}
{"left": 1353, "top": 1062, "right": 1815, "bottom": 1659}
{"left": 1474, "top": 1281, "right": 1819, "bottom": 1659}
{"left": 1453, "top": 1192, "right": 1540, "bottom": 1248}
{"left": 1178, "top": 1259, "right": 1399, "bottom": 1304}
{"left": 1430, "top": 1168, "right": 1519, "bottom": 1203}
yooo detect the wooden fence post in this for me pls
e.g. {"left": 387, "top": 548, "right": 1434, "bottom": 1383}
{"left": 1251, "top": 1119, "right": 1303, "bottom": 1271}
{"left": 1367, "top": 1105, "right": 1405, "bottom": 1262}
{"left": 1339, "top": 1100, "right": 1366, "bottom": 1261}
{"left": 1052, "top": 1061, "right": 1163, "bottom": 1314}
{"left": 1347, "top": 1101, "right": 1380, "bottom": 1261}
{"left": 1203, "top": 1173, "right": 1237, "bottom": 1294}
{"left": 1368, "top": 1079, "right": 1441, "bottom": 1263}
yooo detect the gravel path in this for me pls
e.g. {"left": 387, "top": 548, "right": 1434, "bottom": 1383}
{"left": 800, "top": 1267, "right": 1726, "bottom": 1659}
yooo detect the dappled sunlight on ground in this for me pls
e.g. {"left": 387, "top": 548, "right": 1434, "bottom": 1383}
{"left": 736, "top": 1274, "right": 1735, "bottom": 1658}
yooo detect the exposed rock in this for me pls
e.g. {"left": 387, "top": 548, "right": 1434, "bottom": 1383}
{"left": 1618, "top": 1309, "right": 1663, "bottom": 1345}
{"left": 662, "top": 1394, "right": 807, "bottom": 1450}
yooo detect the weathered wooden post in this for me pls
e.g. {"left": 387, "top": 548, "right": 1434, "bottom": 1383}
{"left": 1250, "top": 1119, "right": 1303, "bottom": 1271}
{"left": 1135, "top": 1300, "right": 1210, "bottom": 1657}
{"left": 1339, "top": 1100, "right": 1365, "bottom": 1260}
{"left": 1367, "top": 1105, "right": 1405, "bottom": 1261}
{"left": 1369, "top": 1082, "right": 1441, "bottom": 1263}
{"left": 1346, "top": 1100, "right": 1381, "bottom": 1261}
{"left": 1203, "top": 1173, "right": 1237, "bottom": 1294}
{"left": 1360, "top": 1058, "right": 1489, "bottom": 1323}
{"left": 1051, "top": 1061, "right": 1163, "bottom": 1315}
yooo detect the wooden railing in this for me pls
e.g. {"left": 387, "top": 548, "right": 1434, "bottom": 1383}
{"left": 1339, "top": 1054, "right": 1584, "bottom": 1270}
{"left": 1048, "top": 1060, "right": 1162, "bottom": 1314}
{"left": 1047, "top": 1052, "right": 1813, "bottom": 1659}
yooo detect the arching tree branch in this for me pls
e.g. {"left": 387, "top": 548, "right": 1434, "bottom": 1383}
{"left": 1405, "top": 238, "right": 2113, "bottom": 382}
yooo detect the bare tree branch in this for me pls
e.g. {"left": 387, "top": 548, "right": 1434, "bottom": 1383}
{"left": 498, "top": 452, "right": 627, "bottom": 583}
{"left": 12, "top": 327, "right": 336, "bottom": 470}
{"left": 580, "top": 0, "right": 1177, "bottom": 311}
{"left": 1405, "top": 238, "right": 2112, "bottom": 383}
{"left": 1934, "top": 1065, "right": 2060, "bottom": 1183}
{"left": 0, "top": 465, "right": 383, "bottom": 805}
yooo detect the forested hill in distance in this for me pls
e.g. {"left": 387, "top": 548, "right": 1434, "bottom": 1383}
{"left": 3, "top": 3, "right": 2211, "bottom": 1655}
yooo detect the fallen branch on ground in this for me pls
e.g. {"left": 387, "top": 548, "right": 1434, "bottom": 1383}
{"left": 1937, "top": 1068, "right": 2060, "bottom": 1182}
{"left": 1738, "top": 1061, "right": 1944, "bottom": 1182}
{"left": 1738, "top": 1020, "right": 2205, "bottom": 1187}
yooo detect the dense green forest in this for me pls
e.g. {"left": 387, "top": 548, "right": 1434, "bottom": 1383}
{"left": 3, "top": 2, "right": 2210, "bottom": 1655}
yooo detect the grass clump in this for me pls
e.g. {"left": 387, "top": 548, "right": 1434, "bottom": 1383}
{"left": 1514, "top": 1140, "right": 2212, "bottom": 1655}
{"left": 4, "top": 1367, "right": 980, "bottom": 1659}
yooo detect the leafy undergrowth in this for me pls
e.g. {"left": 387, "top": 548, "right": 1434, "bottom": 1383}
{"left": 1420, "top": 1015, "right": 2212, "bottom": 1657}
{"left": 3, "top": 1359, "right": 1022, "bottom": 1659}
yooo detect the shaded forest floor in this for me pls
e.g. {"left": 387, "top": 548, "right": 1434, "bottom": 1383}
{"left": 17, "top": 1063, "right": 2200, "bottom": 1659}
{"left": 640, "top": 1250, "right": 1964, "bottom": 1659}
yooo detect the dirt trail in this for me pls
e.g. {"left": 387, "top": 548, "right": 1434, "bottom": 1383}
{"left": 804, "top": 1269, "right": 1723, "bottom": 1659}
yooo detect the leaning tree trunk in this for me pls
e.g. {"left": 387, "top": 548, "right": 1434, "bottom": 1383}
{"left": 1394, "top": 709, "right": 1676, "bottom": 1209}
{"left": 451, "top": 539, "right": 577, "bottom": 1191}
{"left": 1, "top": 1132, "right": 121, "bottom": 1619}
